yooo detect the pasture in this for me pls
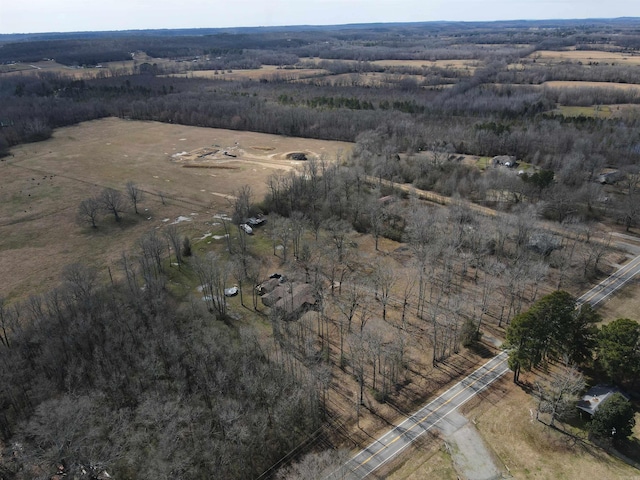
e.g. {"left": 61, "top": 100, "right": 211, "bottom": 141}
{"left": 163, "top": 65, "right": 328, "bottom": 81}
{"left": 542, "top": 80, "right": 640, "bottom": 92}
{"left": 0, "top": 117, "right": 352, "bottom": 301}
{"left": 530, "top": 49, "right": 640, "bottom": 66}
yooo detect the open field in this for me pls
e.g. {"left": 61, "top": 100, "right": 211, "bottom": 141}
{"left": 300, "top": 57, "right": 480, "bottom": 72}
{"left": 164, "top": 65, "right": 328, "bottom": 81}
{"left": 0, "top": 52, "right": 177, "bottom": 78}
{"left": 530, "top": 49, "right": 640, "bottom": 66}
{"left": 542, "top": 80, "right": 640, "bottom": 92}
{"left": 0, "top": 117, "right": 352, "bottom": 301}
{"left": 498, "top": 81, "right": 640, "bottom": 93}
{"left": 0, "top": 59, "right": 139, "bottom": 78}
{"left": 369, "top": 58, "right": 480, "bottom": 72}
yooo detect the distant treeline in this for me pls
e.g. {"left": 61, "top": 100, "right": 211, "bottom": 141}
{"left": 2, "top": 69, "right": 640, "bottom": 168}
{"left": 2, "top": 19, "right": 640, "bottom": 169}
{"left": 2, "top": 18, "right": 640, "bottom": 66}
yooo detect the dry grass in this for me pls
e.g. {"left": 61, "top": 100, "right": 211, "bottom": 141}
{"left": 0, "top": 117, "right": 351, "bottom": 301}
{"left": 499, "top": 81, "right": 640, "bottom": 93}
{"left": 543, "top": 80, "right": 640, "bottom": 92}
{"left": 472, "top": 375, "right": 640, "bottom": 479}
{"left": 386, "top": 373, "right": 640, "bottom": 479}
{"left": 385, "top": 441, "right": 457, "bottom": 480}
{"left": 530, "top": 50, "right": 640, "bottom": 66}
{"left": 162, "top": 66, "right": 327, "bottom": 81}
{"left": 370, "top": 59, "right": 480, "bottom": 71}
{"left": 597, "top": 281, "right": 640, "bottom": 325}
{"left": 300, "top": 57, "right": 481, "bottom": 72}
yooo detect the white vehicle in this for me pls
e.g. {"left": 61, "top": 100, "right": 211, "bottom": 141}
{"left": 239, "top": 223, "right": 253, "bottom": 234}
{"left": 224, "top": 286, "right": 239, "bottom": 297}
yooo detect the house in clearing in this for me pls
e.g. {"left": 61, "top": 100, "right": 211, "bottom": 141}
{"left": 492, "top": 155, "right": 517, "bottom": 168}
{"left": 577, "top": 385, "right": 630, "bottom": 416}
{"left": 261, "top": 282, "right": 317, "bottom": 319}
{"left": 596, "top": 170, "right": 622, "bottom": 185}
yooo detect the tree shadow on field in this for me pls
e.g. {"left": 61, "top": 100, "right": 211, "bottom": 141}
{"left": 617, "top": 437, "right": 640, "bottom": 464}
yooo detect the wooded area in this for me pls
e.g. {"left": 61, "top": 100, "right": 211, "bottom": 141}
{"left": 2, "top": 18, "right": 640, "bottom": 479}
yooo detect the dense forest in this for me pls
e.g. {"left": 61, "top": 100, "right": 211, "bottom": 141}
{"left": 2, "top": 18, "right": 640, "bottom": 479}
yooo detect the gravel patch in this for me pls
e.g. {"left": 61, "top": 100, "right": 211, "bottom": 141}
{"left": 438, "top": 412, "right": 503, "bottom": 480}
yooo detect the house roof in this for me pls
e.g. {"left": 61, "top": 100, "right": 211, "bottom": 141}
{"left": 262, "top": 283, "right": 316, "bottom": 314}
{"left": 577, "top": 384, "right": 630, "bottom": 416}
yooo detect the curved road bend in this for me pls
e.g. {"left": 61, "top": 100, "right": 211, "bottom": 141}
{"left": 329, "top": 353, "right": 509, "bottom": 480}
{"left": 331, "top": 252, "right": 640, "bottom": 480}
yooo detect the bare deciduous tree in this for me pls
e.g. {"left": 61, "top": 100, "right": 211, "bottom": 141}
{"left": 194, "top": 252, "right": 229, "bottom": 320}
{"left": 77, "top": 197, "right": 101, "bottom": 229}
{"left": 231, "top": 185, "right": 252, "bottom": 225}
{"left": 126, "top": 181, "right": 143, "bottom": 214}
{"left": 374, "top": 259, "right": 398, "bottom": 321}
{"left": 100, "top": 188, "right": 125, "bottom": 222}
{"left": 535, "top": 364, "right": 585, "bottom": 427}
{"left": 165, "top": 225, "right": 183, "bottom": 269}
{"left": 323, "top": 217, "right": 351, "bottom": 263}
{"left": 290, "top": 211, "right": 307, "bottom": 259}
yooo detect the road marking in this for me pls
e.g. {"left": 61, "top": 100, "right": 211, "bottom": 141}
{"left": 578, "top": 255, "right": 640, "bottom": 306}
{"left": 337, "top": 249, "right": 640, "bottom": 479}
{"left": 349, "top": 354, "right": 508, "bottom": 474}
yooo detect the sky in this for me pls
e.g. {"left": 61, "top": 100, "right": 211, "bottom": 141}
{"left": 1, "top": 0, "right": 638, "bottom": 34}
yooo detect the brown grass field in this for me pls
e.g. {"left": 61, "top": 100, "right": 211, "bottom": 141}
{"left": 530, "top": 49, "right": 640, "bottom": 66}
{"left": 542, "top": 80, "right": 640, "bottom": 92}
{"left": 369, "top": 59, "right": 480, "bottom": 72}
{"left": 498, "top": 81, "right": 640, "bottom": 93}
{"left": 163, "top": 65, "right": 328, "bottom": 81}
{"left": 0, "top": 117, "right": 352, "bottom": 301}
{"left": 386, "top": 372, "right": 640, "bottom": 480}
{"left": 299, "top": 57, "right": 480, "bottom": 72}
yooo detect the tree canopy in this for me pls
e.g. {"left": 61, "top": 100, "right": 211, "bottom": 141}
{"left": 596, "top": 318, "right": 640, "bottom": 387}
{"left": 589, "top": 392, "right": 636, "bottom": 444}
{"left": 506, "top": 291, "right": 599, "bottom": 382}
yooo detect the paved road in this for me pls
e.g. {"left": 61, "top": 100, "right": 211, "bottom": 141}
{"left": 330, "top": 353, "right": 509, "bottom": 480}
{"left": 577, "top": 253, "right": 640, "bottom": 308}
{"left": 332, "top": 252, "right": 640, "bottom": 479}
